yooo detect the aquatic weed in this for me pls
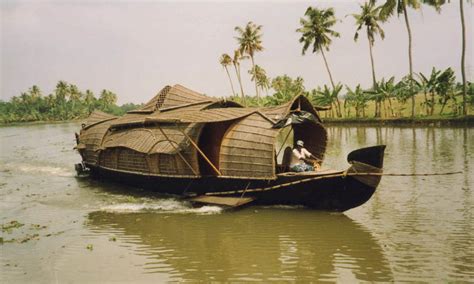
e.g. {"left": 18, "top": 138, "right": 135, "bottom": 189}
{"left": 2, "top": 220, "right": 24, "bottom": 233}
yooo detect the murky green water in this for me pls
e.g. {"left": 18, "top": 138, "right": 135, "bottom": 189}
{"left": 1, "top": 122, "right": 472, "bottom": 282}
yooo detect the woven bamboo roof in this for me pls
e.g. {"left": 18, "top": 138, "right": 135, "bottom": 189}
{"left": 128, "top": 84, "right": 216, "bottom": 114}
{"left": 78, "top": 84, "right": 326, "bottom": 179}
{"left": 83, "top": 110, "right": 117, "bottom": 129}
{"left": 101, "top": 124, "right": 202, "bottom": 154}
{"left": 146, "top": 107, "right": 256, "bottom": 124}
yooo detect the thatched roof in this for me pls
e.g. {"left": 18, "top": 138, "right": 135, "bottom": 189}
{"left": 101, "top": 124, "right": 202, "bottom": 154}
{"left": 83, "top": 110, "right": 117, "bottom": 130}
{"left": 128, "top": 84, "right": 216, "bottom": 114}
{"left": 146, "top": 107, "right": 256, "bottom": 124}
{"left": 78, "top": 84, "right": 327, "bottom": 179}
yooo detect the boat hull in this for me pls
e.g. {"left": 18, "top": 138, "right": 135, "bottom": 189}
{"left": 85, "top": 145, "right": 386, "bottom": 211}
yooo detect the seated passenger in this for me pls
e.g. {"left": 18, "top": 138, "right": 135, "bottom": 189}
{"left": 290, "top": 140, "right": 320, "bottom": 172}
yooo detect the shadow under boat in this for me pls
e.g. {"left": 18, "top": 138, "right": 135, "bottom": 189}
{"left": 86, "top": 208, "right": 393, "bottom": 282}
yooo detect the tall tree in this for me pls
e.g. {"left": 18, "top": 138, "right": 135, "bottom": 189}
{"left": 232, "top": 50, "right": 247, "bottom": 103}
{"left": 353, "top": 1, "right": 386, "bottom": 117}
{"left": 219, "top": 53, "right": 237, "bottom": 97}
{"left": 235, "top": 21, "right": 264, "bottom": 99}
{"left": 297, "top": 6, "right": 342, "bottom": 117}
{"left": 267, "top": 75, "right": 305, "bottom": 106}
{"left": 380, "top": 0, "right": 420, "bottom": 117}
{"left": 459, "top": 0, "right": 468, "bottom": 115}
{"left": 249, "top": 65, "right": 270, "bottom": 96}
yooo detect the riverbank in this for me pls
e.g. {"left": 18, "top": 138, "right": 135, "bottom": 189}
{"left": 323, "top": 115, "right": 474, "bottom": 126}
{"left": 2, "top": 115, "right": 474, "bottom": 127}
{"left": 0, "top": 119, "right": 81, "bottom": 127}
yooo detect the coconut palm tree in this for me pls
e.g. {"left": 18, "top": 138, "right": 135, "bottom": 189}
{"left": 380, "top": 0, "right": 421, "bottom": 117}
{"left": 219, "top": 53, "right": 236, "bottom": 97}
{"left": 235, "top": 21, "right": 264, "bottom": 99}
{"left": 232, "top": 49, "right": 247, "bottom": 103}
{"left": 249, "top": 65, "right": 270, "bottom": 96}
{"left": 297, "top": 6, "right": 342, "bottom": 117}
{"left": 352, "top": 1, "right": 385, "bottom": 117}
{"left": 459, "top": 0, "right": 468, "bottom": 115}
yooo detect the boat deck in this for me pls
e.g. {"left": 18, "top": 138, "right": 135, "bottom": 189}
{"left": 277, "top": 169, "right": 343, "bottom": 177}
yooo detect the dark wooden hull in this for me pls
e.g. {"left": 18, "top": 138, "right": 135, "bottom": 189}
{"left": 86, "top": 145, "right": 386, "bottom": 212}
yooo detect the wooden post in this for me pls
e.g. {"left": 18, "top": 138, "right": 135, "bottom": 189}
{"left": 156, "top": 124, "right": 199, "bottom": 176}
{"left": 176, "top": 124, "right": 222, "bottom": 176}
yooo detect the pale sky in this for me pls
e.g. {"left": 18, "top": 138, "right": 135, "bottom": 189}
{"left": 1, "top": 0, "right": 473, "bottom": 104}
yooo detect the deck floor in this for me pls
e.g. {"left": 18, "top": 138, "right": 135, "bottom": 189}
{"left": 277, "top": 168, "right": 343, "bottom": 177}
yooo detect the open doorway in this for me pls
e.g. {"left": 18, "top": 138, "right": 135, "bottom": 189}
{"left": 197, "top": 121, "right": 234, "bottom": 176}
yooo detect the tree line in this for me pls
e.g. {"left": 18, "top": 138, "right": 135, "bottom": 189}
{"left": 0, "top": 81, "right": 141, "bottom": 123}
{"left": 219, "top": 0, "right": 472, "bottom": 118}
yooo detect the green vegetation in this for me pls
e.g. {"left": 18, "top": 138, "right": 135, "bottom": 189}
{"left": 2, "top": 220, "right": 24, "bottom": 233}
{"left": 297, "top": 6, "right": 342, "bottom": 117}
{"left": 220, "top": 1, "right": 472, "bottom": 119}
{"left": 0, "top": 81, "right": 143, "bottom": 124}
{"left": 230, "top": 73, "right": 472, "bottom": 119}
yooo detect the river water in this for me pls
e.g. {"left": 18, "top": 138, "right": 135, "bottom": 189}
{"left": 0, "top": 122, "right": 472, "bottom": 282}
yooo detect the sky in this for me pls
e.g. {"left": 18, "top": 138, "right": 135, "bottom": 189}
{"left": 1, "top": 0, "right": 473, "bottom": 104}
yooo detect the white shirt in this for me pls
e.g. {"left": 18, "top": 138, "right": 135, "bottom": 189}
{"left": 291, "top": 147, "right": 312, "bottom": 166}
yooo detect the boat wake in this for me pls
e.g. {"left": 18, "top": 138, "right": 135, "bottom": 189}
{"left": 100, "top": 199, "right": 223, "bottom": 215}
{"left": 0, "top": 163, "right": 74, "bottom": 177}
{"left": 19, "top": 164, "right": 74, "bottom": 177}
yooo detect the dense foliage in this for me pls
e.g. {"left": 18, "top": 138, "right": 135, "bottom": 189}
{"left": 221, "top": 1, "right": 471, "bottom": 118}
{"left": 0, "top": 81, "right": 142, "bottom": 123}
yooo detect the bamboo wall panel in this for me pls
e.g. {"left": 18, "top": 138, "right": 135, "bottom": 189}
{"left": 117, "top": 148, "right": 149, "bottom": 172}
{"left": 99, "top": 148, "right": 118, "bottom": 169}
{"left": 220, "top": 113, "right": 279, "bottom": 179}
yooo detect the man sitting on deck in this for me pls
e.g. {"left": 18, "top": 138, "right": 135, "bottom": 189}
{"left": 290, "top": 140, "right": 320, "bottom": 172}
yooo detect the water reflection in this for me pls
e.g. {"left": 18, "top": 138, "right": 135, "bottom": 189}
{"left": 86, "top": 209, "right": 393, "bottom": 282}
{"left": 325, "top": 125, "right": 474, "bottom": 281}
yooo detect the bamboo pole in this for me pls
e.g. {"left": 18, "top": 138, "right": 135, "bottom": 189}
{"left": 156, "top": 124, "right": 199, "bottom": 176}
{"left": 205, "top": 171, "right": 463, "bottom": 196}
{"left": 276, "top": 127, "right": 293, "bottom": 158}
{"left": 176, "top": 123, "right": 222, "bottom": 176}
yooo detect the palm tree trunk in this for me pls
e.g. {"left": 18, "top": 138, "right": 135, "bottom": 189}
{"left": 250, "top": 56, "right": 259, "bottom": 99}
{"left": 460, "top": 0, "right": 467, "bottom": 115}
{"left": 321, "top": 49, "right": 341, "bottom": 117}
{"left": 224, "top": 67, "right": 236, "bottom": 96}
{"left": 367, "top": 33, "right": 380, "bottom": 118}
{"left": 367, "top": 34, "right": 377, "bottom": 90}
{"left": 234, "top": 64, "right": 245, "bottom": 104}
{"left": 403, "top": 4, "right": 415, "bottom": 117}
{"left": 321, "top": 49, "right": 336, "bottom": 89}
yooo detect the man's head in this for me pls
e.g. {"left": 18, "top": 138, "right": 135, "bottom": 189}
{"left": 296, "top": 140, "right": 304, "bottom": 148}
